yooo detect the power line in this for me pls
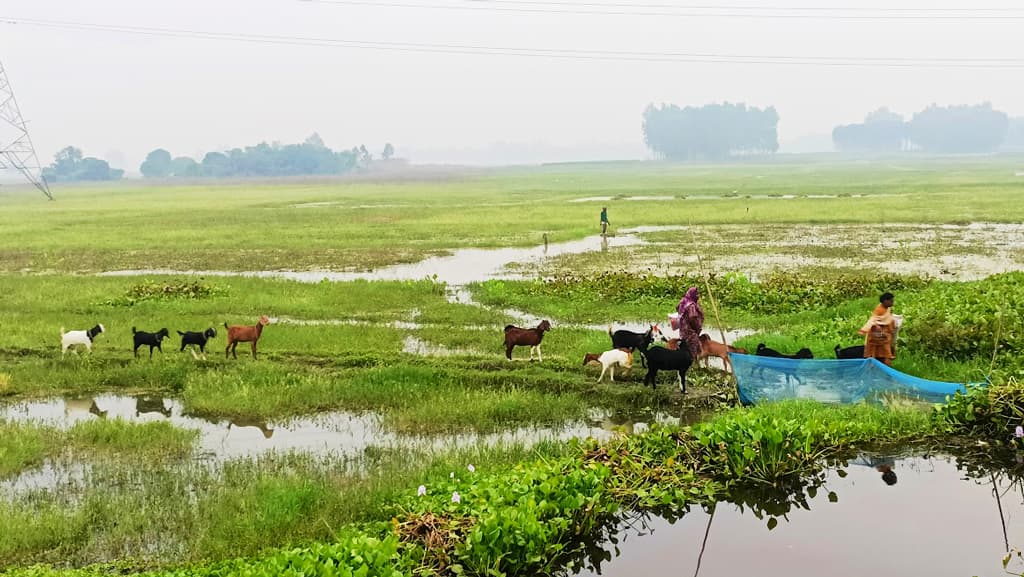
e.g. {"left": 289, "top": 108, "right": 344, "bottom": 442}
{"left": 299, "top": 0, "right": 1024, "bottom": 19}
{"left": 3, "top": 16, "right": 1024, "bottom": 68}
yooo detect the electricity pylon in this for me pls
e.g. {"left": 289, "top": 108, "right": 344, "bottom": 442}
{"left": 0, "top": 60, "right": 53, "bottom": 200}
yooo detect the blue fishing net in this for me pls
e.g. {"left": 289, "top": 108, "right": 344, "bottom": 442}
{"left": 730, "top": 353, "right": 970, "bottom": 406}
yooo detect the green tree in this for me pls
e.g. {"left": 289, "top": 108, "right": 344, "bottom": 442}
{"left": 140, "top": 149, "right": 173, "bottom": 178}
{"left": 170, "top": 156, "right": 200, "bottom": 177}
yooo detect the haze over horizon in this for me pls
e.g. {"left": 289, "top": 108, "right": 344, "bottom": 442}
{"left": 2, "top": 0, "right": 1023, "bottom": 172}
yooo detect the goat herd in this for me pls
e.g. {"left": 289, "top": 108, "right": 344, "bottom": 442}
{"left": 503, "top": 320, "right": 862, "bottom": 394}
{"left": 61, "top": 314, "right": 847, "bottom": 396}
{"left": 59, "top": 315, "right": 271, "bottom": 360}
{"left": 503, "top": 321, "right": 748, "bottom": 394}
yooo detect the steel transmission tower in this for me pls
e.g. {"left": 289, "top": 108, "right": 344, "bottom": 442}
{"left": 0, "top": 60, "right": 53, "bottom": 200}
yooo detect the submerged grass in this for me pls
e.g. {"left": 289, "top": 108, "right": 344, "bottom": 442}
{"left": 0, "top": 420, "right": 55, "bottom": 478}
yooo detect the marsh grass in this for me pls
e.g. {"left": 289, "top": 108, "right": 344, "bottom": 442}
{"left": 0, "top": 420, "right": 55, "bottom": 478}
{"left": 67, "top": 419, "right": 198, "bottom": 459}
{"left": 0, "top": 441, "right": 569, "bottom": 567}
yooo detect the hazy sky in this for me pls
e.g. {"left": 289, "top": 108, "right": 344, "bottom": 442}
{"left": 2, "top": 0, "right": 1023, "bottom": 170}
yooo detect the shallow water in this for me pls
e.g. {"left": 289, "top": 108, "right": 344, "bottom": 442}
{"left": 0, "top": 394, "right": 682, "bottom": 493}
{"left": 575, "top": 453, "right": 1024, "bottom": 577}
{"left": 98, "top": 228, "right": 658, "bottom": 286}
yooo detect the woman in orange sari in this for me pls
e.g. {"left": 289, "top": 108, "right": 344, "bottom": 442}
{"left": 859, "top": 292, "right": 896, "bottom": 366}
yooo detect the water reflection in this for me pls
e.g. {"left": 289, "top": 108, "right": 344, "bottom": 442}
{"left": 572, "top": 450, "right": 1024, "bottom": 577}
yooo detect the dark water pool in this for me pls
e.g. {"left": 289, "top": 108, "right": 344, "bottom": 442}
{"left": 577, "top": 453, "right": 1024, "bottom": 577}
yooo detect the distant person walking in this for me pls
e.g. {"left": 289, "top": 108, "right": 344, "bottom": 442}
{"left": 600, "top": 207, "right": 609, "bottom": 236}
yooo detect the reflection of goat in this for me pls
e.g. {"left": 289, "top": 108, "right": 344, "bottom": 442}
{"left": 228, "top": 419, "right": 275, "bottom": 439}
{"left": 134, "top": 395, "right": 172, "bottom": 417}
{"left": 64, "top": 398, "right": 108, "bottom": 418}
{"left": 225, "top": 316, "right": 270, "bottom": 359}
{"left": 503, "top": 320, "right": 551, "bottom": 361}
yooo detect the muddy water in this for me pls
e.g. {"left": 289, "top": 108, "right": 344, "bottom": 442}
{"left": 98, "top": 227, "right": 668, "bottom": 286}
{"left": 0, "top": 394, "right": 680, "bottom": 463}
{"left": 575, "top": 453, "right": 1024, "bottom": 577}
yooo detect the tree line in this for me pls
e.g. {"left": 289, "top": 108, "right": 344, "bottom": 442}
{"left": 833, "top": 103, "right": 1017, "bottom": 153}
{"left": 140, "top": 134, "right": 395, "bottom": 178}
{"left": 42, "top": 146, "right": 124, "bottom": 182}
{"left": 642, "top": 102, "right": 779, "bottom": 160}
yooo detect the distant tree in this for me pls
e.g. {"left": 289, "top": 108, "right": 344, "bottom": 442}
{"left": 42, "top": 145, "right": 123, "bottom": 182}
{"left": 201, "top": 151, "right": 232, "bottom": 177}
{"left": 832, "top": 107, "right": 907, "bottom": 152}
{"left": 304, "top": 133, "right": 326, "bottom": 149}
{"left": 1005, "top": 118, "right": 1024, "bottom": 150}
{"left": 140, "top": 148, "right": 173, "bottom": 178}
{"left": 642, "top": 102, "right": 778, "bottom": 160}
{"left": 170, "top": 156, "right": 201, "bottom": 177}
{"left": 358, "top": 145, "right": 372, "bottom": 165}
{"left": 382, "top": 143, "right": 395, "bottom": 160}
{"left": 908, "top": 103, "right": 1008, "bottom": 153}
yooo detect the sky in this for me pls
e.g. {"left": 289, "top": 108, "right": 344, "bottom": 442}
{"left": 1, "top": 0, "right": 1023, "bottom": 172}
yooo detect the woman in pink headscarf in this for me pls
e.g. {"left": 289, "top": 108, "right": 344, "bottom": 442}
{"left": 676, "top": 286, "right": 704, "bottom": 361}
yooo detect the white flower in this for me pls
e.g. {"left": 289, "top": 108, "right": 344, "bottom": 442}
{"left": 417, "top": 485, "right": 427, "bottom": 497}
{"left": 467, "top": 464, "right": 476, "bottom": 473}
{"left": 450, "top": 471, "right": 455, "bottom": 479}
{"left": 451, "top": 491, "right": 461, "bottom": 503}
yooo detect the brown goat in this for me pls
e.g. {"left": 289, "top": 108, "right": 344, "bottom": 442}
{"left": 503, "top": 320, "right": 551, "bottom": 361}
{"left": 225, "top": 315, "right": 270, "bottom": 359}
{"left": 698, "top": 333, "right": 747, "bottom": 373}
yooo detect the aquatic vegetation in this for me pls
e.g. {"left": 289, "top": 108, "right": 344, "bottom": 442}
{"left": 936, "top": 377, "right": 1024, "bottom": 443}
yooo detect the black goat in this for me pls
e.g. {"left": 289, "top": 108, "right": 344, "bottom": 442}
{"left": 835, "top": 344, "right": 866, "bottom": 359}
{"left": 755, "top": 343, "right": 813, "bottom": 385}
{"left": 132, "top": 327, "right": 170, "bottom": 358}
{"left": 755, "top": 343, "right": 814, "bottom": 360}
{"left": 640, "top": 345, "right": 693, "bottom": 394}
{"left": 179, "top": 328, "right": 218, "bottom": 359}
{"left": 609, "top": 325, "right": 660, "bottom": 367}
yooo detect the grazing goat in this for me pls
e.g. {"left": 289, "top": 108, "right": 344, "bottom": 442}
{"left": 179, "top": 328, "right": 218, "bottom": 359}
{"left": 640, "top": 345, "right": 693, "bottom": 393}
{"left": 582, "top": 348, "right": 633, "bottom": 382}
{"left": 132, "top": 327, "right": 170, "bottom": 358}
{"left": 225, "top": 315, "right": 270, "bottom": 359}
{"left": 503, "top": 320, "right": 551, "bottom": 361}
{"left": 60, "top": 324, "right": 105, "bottom": 355}
{"left": 699, "top": 333, "right": 748, "bottom": 373}
{"left": 755, "top": 343, "right": 813, "bottom": 385}
{"left": 834, "top": 344, "right": 866, "bottom": 359}
{"left": 608, "top": 325, "right": 660, "bottom": 367}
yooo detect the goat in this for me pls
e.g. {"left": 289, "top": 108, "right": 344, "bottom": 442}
{"left": 608, "top": 325, "right": 660, "bottom": 367}
{"left": 834, "top": 344, "right": 866, "bottom": 359}
{"left": 179, "top": 328, "right": 218, "bottom": 360}
{"left": 225, "top": 315, "right": 270, "bottom": 359}
{"left": 755, "top": 343, "right": 814, "bottom": 360}
{"left": 699, "top": 333, "right": 748, "bottom": 373}
{"left": 640, "top": 345, "right": 693, "bottom": 394}
{"left": 132, "top": 327, "right": 170, "bottom": 358}
{"left": 503, "top": 320, "right": 551, "bottom": 361}
{"left": 582, "top": 348, "right": 633, "bottom": 382}
{"left": 60, "top": 324, "right": 105, "bottom": 355}
{"left": 755, "top": 343, "right": 813, "bottom": 385}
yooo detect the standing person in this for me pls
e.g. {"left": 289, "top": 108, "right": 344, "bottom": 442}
{"left": 859, "top": 292, "right": 896, "bottom": 366}
{"left": 676, "top": 286, "right": 704, "bottom": 362}
{"left": 600, "top": 206, "right": 609, "bottom": 236}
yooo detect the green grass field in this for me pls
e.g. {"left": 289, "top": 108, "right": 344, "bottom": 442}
{"left": 1, "top": 157, "right": 1022, "bottom": 571}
